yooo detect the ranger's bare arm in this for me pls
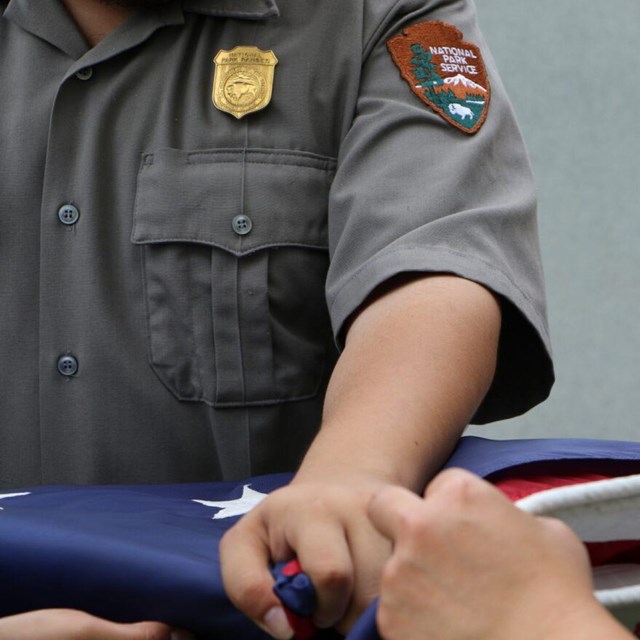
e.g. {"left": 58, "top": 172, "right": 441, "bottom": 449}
{"left": 221, "top": 274, "right": 501, "bottom": 637}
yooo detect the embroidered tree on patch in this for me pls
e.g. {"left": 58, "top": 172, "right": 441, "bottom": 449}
{"left": 410, "top": 45, "right": 452, "bottom": 111}
{"left": 410, "top": 45, "right": 443, "bottom": 88}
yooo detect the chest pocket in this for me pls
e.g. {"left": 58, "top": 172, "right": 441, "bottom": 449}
{"left": 132, "top": 147, "right": 336, "bottom": 407}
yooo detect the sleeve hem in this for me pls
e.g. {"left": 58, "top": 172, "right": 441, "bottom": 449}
{"left": 327, "top": 244, "right": 554, "bottom": 422}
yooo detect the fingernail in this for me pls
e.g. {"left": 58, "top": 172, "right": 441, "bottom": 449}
{"left": 170, "top": 630, "right": 195, "bottom": 640}
{"left": 263, "top": 606, "right": 294, "bottom": 640}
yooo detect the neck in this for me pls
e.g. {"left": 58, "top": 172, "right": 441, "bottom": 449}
{"left": 62, "top": 0, "right": 135, "bottom": 47}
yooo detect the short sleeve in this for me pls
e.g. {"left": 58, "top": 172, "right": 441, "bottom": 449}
{"left": 326, "top": 0, "right": 554, "bottom": 423}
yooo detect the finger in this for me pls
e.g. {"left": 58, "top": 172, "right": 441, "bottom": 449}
{"left": 423, "top": 467, "right": 511, "bottom": 512}
{"left": 536, "top": 516, "right": 592, "bottom": 573}
{"left": 335, "top": 515, "right": 391, "bottom": 634}
{"left": 84, "top": 619, "right": 178, "bottom": 640}
{"left": 0, "top": 609, "right": 178, "bottom": 640}
{"left": 287, "top": 518, "right": 354, "bottom": 628}
{"left": 220, "top": 520, "right": 293, "bottom": 640}
{"left": 367, "top": 486, "right": 424, "bottom": 542}
{"left": 423, "top": 467, "right": 483, "bottom": 497}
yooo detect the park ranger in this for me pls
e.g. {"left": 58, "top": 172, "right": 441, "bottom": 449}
{"left": 0, "top": 0, "right": 552, "bottom": 637}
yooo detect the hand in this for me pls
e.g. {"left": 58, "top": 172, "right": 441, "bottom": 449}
{"left": 368, "top": 468, "right": 631, "bottom": 640}
{"left": 0, "top": 609, "right": 191, "bottom": 640}
{"left": 220, "top": 472, "right": 392, "bottom": 638}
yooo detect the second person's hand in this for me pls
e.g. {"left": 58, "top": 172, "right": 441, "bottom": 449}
{"left": 0, "top": 609, "right": 192, "bottom": 640}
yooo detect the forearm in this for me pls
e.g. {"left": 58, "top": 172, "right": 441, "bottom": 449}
{"left": 220, "top": 275, "right": 502, "bottom": 637}
{"left": 297, "top": 274, "right": 502, "bottom": 491}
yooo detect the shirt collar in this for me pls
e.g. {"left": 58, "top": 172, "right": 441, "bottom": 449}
{"left": 181, "top": 0, "right": 279, "bottom": 20}
{"left": 3, "top": 0, "right": 89, "bottom": 58}
{"left": 4, "top": 0, "right": 185, "bottom": 60}
{"left": 2, "top": 0, "right": 279, "bottom": 57}
{"left": 2, "top": 0, "right": 278, "bottom": 63}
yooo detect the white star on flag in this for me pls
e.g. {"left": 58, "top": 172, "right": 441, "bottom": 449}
{"left": 193, "top": 485, "right": 268, "bottom": 519}
{"left": 0, "top": 492, "right": 30, "bottom": 510}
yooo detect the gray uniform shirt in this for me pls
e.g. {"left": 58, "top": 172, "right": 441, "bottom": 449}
{"left": 0, "top": 0, "right": 553, "bottom": 488}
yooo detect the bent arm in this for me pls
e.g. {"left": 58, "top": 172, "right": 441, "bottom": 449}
{"left": 298, "top": 273, "right": 501, "bottom": 491}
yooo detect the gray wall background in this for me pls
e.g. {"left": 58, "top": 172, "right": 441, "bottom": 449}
{"left": 467, "top": 0, "right": 640, "bottom": 440}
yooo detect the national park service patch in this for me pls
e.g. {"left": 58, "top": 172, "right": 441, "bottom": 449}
{"left": 387, "top": 21, "right": 491, "bottom": 134}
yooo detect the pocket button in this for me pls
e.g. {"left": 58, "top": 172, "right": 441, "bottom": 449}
{"left": 57, "top": 355, "right": 79, "bottom": 377}
{"left": 58, "top": 204, "right": 80, "bottom": 225}
{"left": 232, "top": 214, "right": 253, "bottom": 236}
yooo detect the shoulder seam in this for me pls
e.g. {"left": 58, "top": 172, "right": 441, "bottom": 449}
{"left": 362, "top": 0, "right": 407, "bottom": 59}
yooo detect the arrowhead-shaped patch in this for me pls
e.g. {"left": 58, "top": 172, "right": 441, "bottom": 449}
{"left": 387, "top": 21, "right": 491, "bottom": 134}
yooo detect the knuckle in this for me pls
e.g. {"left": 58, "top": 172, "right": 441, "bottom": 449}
{"left": 541, "top": 516, "right": 583, "bottom": 549}
{"left": 435, "top": 469, "right": 488, "bottom": 508}
{"left": 230, "top": 578, "right": 270, "bottom": 613}
{"left": 220, "top": 514, "right": 242, "bottom": 551}
{"left": 138, "top": 623, "right": 169, "bottom": 640}
{"left": 398, "top": 510, "right": 430, "bottom": 541}
{"left": 69, "top": 611, "right": 98, "bottom": 637}
{"left": 444, "top": 470, "right": 478, "bottom": 498}
{"left": 219, "top": 527, "right": 239, "bottom": 554}
{"left": 380, "top": 556, "right": 403, "bottom": 590}
{"left": 311, "top": 563, "right": 353, "bottom": 592}
{"left": 218, "top": 529, "right": 232, "bottom": 552}
{"left": 305, "top": 494, "right": 334, "bottom": 516}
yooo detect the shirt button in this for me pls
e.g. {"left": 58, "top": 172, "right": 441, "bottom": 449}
{"left": 57, "top": 355, "right": 79, "bottom": 377}
{"left": 232, "top": 214, "right": 252, "bottom": 236}
{"left": 58, "top": 204, "right": 80, "bottom": 225}
{"left": 75, "top": 67, "right": 93, "bottom": 81}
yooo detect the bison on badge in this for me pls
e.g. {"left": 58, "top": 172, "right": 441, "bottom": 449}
{"left": 448, "top": 103, "right": 474, "bottom": 120}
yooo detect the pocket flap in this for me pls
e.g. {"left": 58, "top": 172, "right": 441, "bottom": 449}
{"left": 132, "top": 148, "right": 335, "bottom": 256}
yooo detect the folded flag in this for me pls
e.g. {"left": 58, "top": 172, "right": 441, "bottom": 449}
{"left": 272, "top": 560, "right": 321, "bottom": 640}
{"left": 281, "top": 436, "right": 640, "bottom": 639}
{"left": 2, "top": 437, "right": 640, "bottom": 639}
{"left": 0, "top": 475, "right": 294, "bottom": 639}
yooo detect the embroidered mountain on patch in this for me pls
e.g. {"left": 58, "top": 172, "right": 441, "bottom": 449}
{"left": 387, "top": 21, "right": 491, "bottom": 134}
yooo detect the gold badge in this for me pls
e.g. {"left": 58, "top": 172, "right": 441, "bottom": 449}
{"left": 213, "top": 46, "right": 278, "bottom": 119}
